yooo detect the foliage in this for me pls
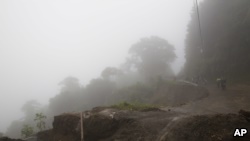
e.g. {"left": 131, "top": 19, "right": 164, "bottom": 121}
{"left": 21, "top": 100, "right": 41, "bottom": 120}
{"left": 127, "top": 36, "right": 176, "bottom": 81}
{"left": 107, "top": 82, "right": 154, "bottom": 105}
{"left": 183, "top": 0, "right": 250, "bottom": 82}
{"left": 85, "top": 78, "right": 117, "bottom": 107}
{"left": 111, "top": 102, "right": 159, "bottom": 111}
{"left": 49, "top": 76, "right": 84, "bottom": 115}
{"left": 49, "top": 77, "right": 117, "bottom": 115}
{"left": 21, "top": 124, "right": 34, "bottom": 138}
{"left": 34, "top": 113, "right": 47, "bottom": 131}
{"left": 6, "top": 100, "right": 41, "bottom": 138}
{"left": 101, "top": 67, "right": 123, "bottom": 80}
{"left": 7, "top": 36, "right": 177, "bottom": 137}
{"left": 6, "top": 35, "right": 177, "bottom": 137}
{"left": 59, "top": 76, "right": 81, "bottom": 92}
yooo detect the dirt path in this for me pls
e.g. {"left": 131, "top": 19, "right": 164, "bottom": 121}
{"left": 157, "top": 84, "right": 250, "bottom": 141}
{"left": 163, "top": 84, "right": 250, "bottom": 115}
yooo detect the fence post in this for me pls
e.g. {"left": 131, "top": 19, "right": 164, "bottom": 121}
{"left": 80, "top": 112, "right": 84, "bottom": 141}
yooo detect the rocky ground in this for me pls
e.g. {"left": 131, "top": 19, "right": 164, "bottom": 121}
{"left": 35, "top": 107, "right": 250, "bottom": 141}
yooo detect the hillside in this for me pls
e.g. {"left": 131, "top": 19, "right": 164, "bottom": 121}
{"left": 36, "top": 107, "right": 250, "bottom": 141}
{"left": 2, "top": 82, "right": 250, "bottom": 141}
{"left": 183, "top": 0, "right": 250, "bottom": 83}
{"left": 36, "top": 83, "right": 250, "bottom": 141}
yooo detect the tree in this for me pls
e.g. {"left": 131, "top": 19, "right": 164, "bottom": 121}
{"left": 127, "top": 36, "right": 176, "bottom": 81}
{"left": 21, "top": 100, "right": 41, "bottom": 116}
{"left": 49, "top": 76, "right": 85, "bottom": 115}
{"left": 21, "top": 124, "right": 34, "bottom": 138}
{"left": 183, "top": 0, "right": 250, "bottom": 82}
{"left": 34, "top": 113, "right": 47, "bottom": 131}
{"left": 21, "top": 100, "right": 41, "bottom": 123}
{"left": 6, "top": 100, "right": 43, "bottom": 139}
{"left": 101, "top": 67, "right": 123, "bottom": 80}
{"left": 59, "top": 76, "right": 81, "bottom": 92}
{"left": 85, "top": 78, "right": 116, "bottom": 107}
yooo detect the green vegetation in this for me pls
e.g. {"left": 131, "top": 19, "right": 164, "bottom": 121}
{"left": 111, "top": 102, "right": 160, "bottom": 111}
{"left": 34, "top": 113, "right": 47, "bottom": 131}
{"left": 110, "top": 82, "right": 154, "bottom": 104}
{"left": 21, "top": 124, "right": 34, "bottom": 138}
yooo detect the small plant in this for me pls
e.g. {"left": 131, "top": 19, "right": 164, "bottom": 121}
{"left": 34, "top": 112, "right": 47, "bottom": 131}
{"left": 21, "top": 124, "right": 34, "bottom": 138}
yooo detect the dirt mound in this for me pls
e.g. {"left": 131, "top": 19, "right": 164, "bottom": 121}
{"left": 0, "top": 137, "right": 23, "bottom": 141}
{"left": 160, "top": 112, "right": 250, "bottom": 141}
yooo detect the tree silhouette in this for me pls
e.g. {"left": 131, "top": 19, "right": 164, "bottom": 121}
{"left": 127, "top": 36, "right": 176, "bottom": 81}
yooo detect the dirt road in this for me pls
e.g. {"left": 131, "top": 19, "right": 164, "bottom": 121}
{"left": 164, "top": 84, "right": 250, "bottom": 115}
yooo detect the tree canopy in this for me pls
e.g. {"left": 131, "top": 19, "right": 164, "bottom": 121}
{"left": 59, "top": 76, "right": 81, "bottom": 92}
{"left": 101, "top": 67, "right": 123, "bottom": 80}
{"left": 127, "top": 36, "right": 176, "bottom": 80}
{"left": 183, "top": 0, "right": 250, "bottom": 82}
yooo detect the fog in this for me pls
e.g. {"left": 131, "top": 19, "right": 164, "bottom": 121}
{"left": 0, "top": 0, "right": 193, "bottom": 133}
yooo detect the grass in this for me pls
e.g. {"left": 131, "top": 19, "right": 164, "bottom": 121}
{"left": 110, "top": 101, "right": 160, "bottom": 111}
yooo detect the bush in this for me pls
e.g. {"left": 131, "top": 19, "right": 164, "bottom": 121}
{"left": 34, "top": 113, "right": 47, "bottom": 131}
{"left": 21, "top": 124, "right": 34, "bottom": 138}
{"left": 108, "top": 82, "right": 154, "bottom": 105}
{"left": 111, "top": 102, "right": 159, "bottom": 111}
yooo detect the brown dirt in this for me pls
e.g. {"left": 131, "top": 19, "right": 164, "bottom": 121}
{"left": 0, "top": 137, "right": 23, "bottom": 141}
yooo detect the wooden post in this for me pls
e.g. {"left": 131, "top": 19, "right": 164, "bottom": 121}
{"left": 80, "top": 112, "right": 84, "bottom": 141}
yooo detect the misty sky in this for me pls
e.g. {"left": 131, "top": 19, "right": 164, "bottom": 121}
{"left": 0, "top": 0, "right": 193, "bottom": 132}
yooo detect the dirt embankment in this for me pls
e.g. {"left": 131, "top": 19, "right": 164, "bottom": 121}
{"left": 6, "top": 83, "right": 250, "bottom": 141}
{"left": 36, "top": 83, "right": 250, "bottom": 141}
{"left": 0, "top": 137, "right": 23, "bottom": 141}
{"left": 38, "top": 107, "right": 181, "bottom": 141}
{"left": 36, "top": 107, "right": 250, "bottom": 141}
